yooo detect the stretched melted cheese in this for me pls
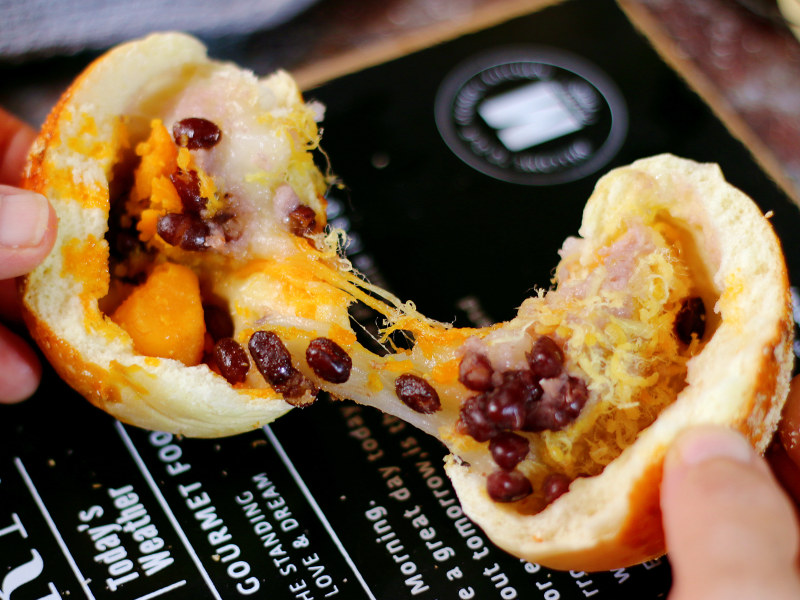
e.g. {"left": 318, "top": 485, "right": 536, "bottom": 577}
{"left": 109, "top": 96, "right": 703, "bottom": 511}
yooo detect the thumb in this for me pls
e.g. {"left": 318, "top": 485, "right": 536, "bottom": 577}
{"left": 662, "top": 425, "right": 800, "bottom": 600}
{"left": 0, "top": 185, "right": 57, "bottom": 280}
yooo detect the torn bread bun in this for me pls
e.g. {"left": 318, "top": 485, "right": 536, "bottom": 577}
{"left": 21, "top": 32, "right": 327, "bottom": 433}
{"left": 21, "top": 33, "right": 793, "bottom": 571}
{"left": 445, "top": 154, "right": 794, "bottom": 570}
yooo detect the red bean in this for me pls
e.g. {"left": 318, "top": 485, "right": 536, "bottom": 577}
{"left": 524, "top": 393, "right": 561, "bottom": 431}
{"left": 543, "top": 473, "right": 572, "bottom": 505}
{"left": 486, "top": 470, "right": 532, "bottom": 502}
{"left": 395, "top": 374, "right": 441, "bottom": 414}
{"left": 457, "top": 394, "right": 497, "bottom": 442}
{"left": 458, "top": 352, "right": 493, "bottom": 391}
{"left": 248, "top": 332, "right": 318, "bottom": 404}
{"left": 179, "top": 218, "right": 211, "bottom": 251}
{"left": 306, "top": 338, "right": 352, "bottom": 383}
{"left": 489, "top": 432, "right": 529, "bottom": 470}
{"left": 156, "top": 213, "right": 211, "bottom": 251}
{"left": 173, "top": 118, "right": 222, "bottom": 150}
{"left": 527, "top": 335, "right": 564, "bottom": 379}
{"left": 156, "top": 212, "right": 187, "bottom": 246}
{"left": 248, "top": 331, "right": 295, "bottom": 387}
{"left": 675, "top": 296, "right": 706, "bottom": 345}
{"left": 523, "top": 375, "right": 588, "bottom": 432}
{"left": 169, "top": 168, "right": 206, "bottom": 215}
{"left": 564, "top": 376, "right": 589, "bottom": 416}
{"left": 213, "top": 338, "right": 250, "bottom": 384}
{"left": 278, "top": 372, "right": 319, "bottom": 405}
{"left": 485, "top": 370, "right": 541, "bottom": 430}
{"left": 288, "top": 205, "right": 317, "bottom": 237}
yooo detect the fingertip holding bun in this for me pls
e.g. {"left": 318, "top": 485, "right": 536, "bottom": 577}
{"left": 20, "top": 32, "right": 794, "bottom": 571}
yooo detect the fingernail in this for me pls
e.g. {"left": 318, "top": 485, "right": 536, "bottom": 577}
{"left": 675, "top": 426, "right": 754, "bottom": 466}
{"left": 0, "top": 189, "right": 50, "bottom": 248}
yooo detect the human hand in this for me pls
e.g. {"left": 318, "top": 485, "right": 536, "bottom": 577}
{"left": 0, "top": 107, "right": 57, "bottom": 403}
{"left": 661, "top": 375, "right": 800, "bottom": 600}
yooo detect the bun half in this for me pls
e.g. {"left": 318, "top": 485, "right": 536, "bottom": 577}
{"left": 21, "top": 33, "right": 298, "bottom": 434}
{"left": 446, "top": 154, "right": 794, "bottom": 570}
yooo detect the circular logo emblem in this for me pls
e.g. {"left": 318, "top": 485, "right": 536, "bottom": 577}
{"left": 435, "top": 47, "right": 628, "bottom": 185}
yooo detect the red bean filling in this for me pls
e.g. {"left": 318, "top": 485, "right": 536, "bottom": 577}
{"left": 675, "top": 296, "right": 706, "bottom": 345}
{"left": 526, "top": 335, "right": 564, "bottom": 379}
{"left": 489, "top": 431, "right": 529, "bottom": 471}
{"left": 485, "top": 370, "right": 542, "bottom": 431}
{"left": 525, "top": 376, "right": 589, "bottom": 432}
{"left": 395, "top": 373, "right": 441, "bottom": 414}
{"left": 486, "top": 470, "right": 533, "bottom": 503}
{"left": 288, "top": 205, "right": 317, "bottom": 237}
{"left": 173, "top": 118, "right": 222, "bottom": 150}
{"left": 458, "top": 352, "right": 493, "bottom": 391}
{"left": 157, "top": 212, "right": 211, "bottom": 251}
{"left": 248, "top": 331, "right": 293, "bottom": 385}
{"left": 213, "top": 337, "right": 250, "bottom": 384}
{"left": 458, "top": 336, "right": 586, "bottom": 440}
{"left": 248, "top": 331, "right": 317, "bottom": 404}
{"left": 456, "top": 395, "right": 496, "bottom": 442}
{"left": 457, "top": 335, "right": 590, "bottom": 503}
{"left": 542, "top": 473, "right": 572, "bottom": 505}
{"left": 155, "top": 119, "right": 236, "bottom": 253}
{"left": 170, "top": 168, "right": 207, "bottom": 214}
{"left": 306, "top": 337, "right": 352, "bottom": 383}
